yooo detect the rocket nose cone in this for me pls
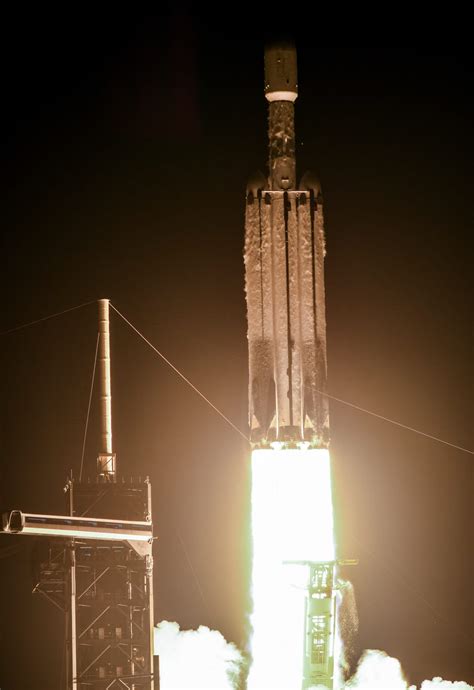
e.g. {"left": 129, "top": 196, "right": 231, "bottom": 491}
{"left": 264, "top": 42, "right": 298, "bottom": 102}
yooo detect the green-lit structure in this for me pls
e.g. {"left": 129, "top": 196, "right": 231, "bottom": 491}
{"left": 302, "top": 562, "right": 337, "bottom": 689}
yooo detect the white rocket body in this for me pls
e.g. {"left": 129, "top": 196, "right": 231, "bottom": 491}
{"left": 245, "top": 44, "right": 329, "bottom": 446}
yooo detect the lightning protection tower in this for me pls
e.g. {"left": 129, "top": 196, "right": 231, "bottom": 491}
{"left": 33, "top": 300, "right": 157, "bottom": 689}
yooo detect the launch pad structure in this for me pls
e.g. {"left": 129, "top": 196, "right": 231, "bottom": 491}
{"left": 2, "top": 300, "right": 157, "bottom": 690}
{"left": 35, "top": 477, "right": 156, "bottom": 689}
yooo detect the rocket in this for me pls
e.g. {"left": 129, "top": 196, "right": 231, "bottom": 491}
{"left": 245, "top": 42, "right": 329, "bottom": 446}
{"left": 244, "top": 46, "right": 352, "bottom": 690}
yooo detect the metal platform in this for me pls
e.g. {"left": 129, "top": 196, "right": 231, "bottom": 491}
{"left": 31, "top": 477, "right": 156, "bottom": 690}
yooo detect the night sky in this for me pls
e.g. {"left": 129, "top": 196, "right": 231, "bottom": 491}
{"left": 1, "top": 8, "right": 473, "bottom": 689}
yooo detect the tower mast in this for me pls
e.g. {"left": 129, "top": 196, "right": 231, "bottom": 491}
{"left": 97, "top": 299, "right": 116, "bottom": 479}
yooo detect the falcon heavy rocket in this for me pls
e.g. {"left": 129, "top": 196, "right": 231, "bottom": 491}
{"left": 244, "top": 44, "right": 338, "bottom": 690}
{"left": 245, "top": 43, "right": 329, "bottom": 448}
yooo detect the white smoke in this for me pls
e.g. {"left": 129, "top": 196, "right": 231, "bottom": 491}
{"left": 154, "top": 620, "right": 243, "bottom": 690}
{"left": 420, "top": 680, "right": 474, "bottom": 690}
{"left": 153, "top": 623, "right": 473, "bottom": 690}
{"left": 342, "top": 650, "right": 473, "bottom": 690}
{"left": 344, "top": 650, "right": 415, "bottom": 689}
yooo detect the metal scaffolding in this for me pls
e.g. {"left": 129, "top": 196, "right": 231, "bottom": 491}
{"left": 30, "top": 300, "right": 157, "bottom": 688}
{"left": 31, "top": 478, "right": 156, "bottom": 689}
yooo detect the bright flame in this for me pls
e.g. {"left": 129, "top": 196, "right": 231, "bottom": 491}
{"left": 247, "top": 447, "right": 336, "bottom": 690}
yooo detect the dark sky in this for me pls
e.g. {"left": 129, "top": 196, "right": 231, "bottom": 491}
{"left": 1, "top": 7, "right": 473, "bottom": 689}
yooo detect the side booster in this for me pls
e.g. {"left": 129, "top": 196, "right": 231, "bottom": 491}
{"left": 245, "top": 43, "right": 329, "bottom": 446}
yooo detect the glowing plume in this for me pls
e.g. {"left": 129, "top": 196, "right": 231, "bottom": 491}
{"left": 247, "top": 447, "right": 336, "bottom": 690}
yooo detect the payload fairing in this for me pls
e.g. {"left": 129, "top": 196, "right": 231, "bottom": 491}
{"left": 245, "top": 43, "right": 329, "bottom": 446}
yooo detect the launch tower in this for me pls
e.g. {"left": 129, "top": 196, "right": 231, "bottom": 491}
{"left": 27, "top": 300, "right": 156, "bottom": 689}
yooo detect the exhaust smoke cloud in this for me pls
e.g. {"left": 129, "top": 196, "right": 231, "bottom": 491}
{"left": 153, "top": 622, "right": 473, "bottom": 690}
{"left": 154, "top": 620, "right": 243, "bottom": 690}
{"left": 345, "top": 650, "right": 473, "bottom": 690}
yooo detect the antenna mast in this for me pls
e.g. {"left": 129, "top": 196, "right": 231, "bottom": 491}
{"left": 97, "top": 299, "right": 116, "bottom": 479}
